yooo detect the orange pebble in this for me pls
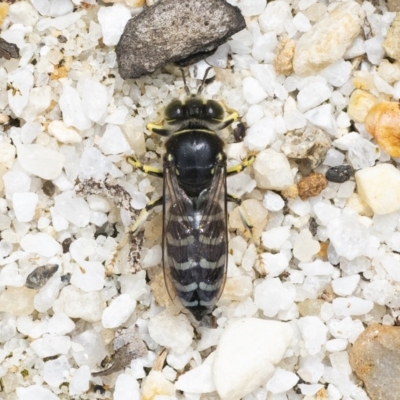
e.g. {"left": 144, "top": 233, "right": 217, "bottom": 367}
{"left": 365, "top": 101, "right": 400, "bottom": 157}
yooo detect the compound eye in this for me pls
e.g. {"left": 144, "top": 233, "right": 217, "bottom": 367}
{"left": 165, "top": 100, "right": 184, "bottom": 121}
{"left": 204, "top": 100, "right": 224, "bottom": 121}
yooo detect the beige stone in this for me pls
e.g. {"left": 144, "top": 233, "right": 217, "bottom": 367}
{"left": 347, "top": 89, "right": 378, "bottom": 123}
{"left": 273, "top": 38, "right": 295, "bottom": 76}
{"left": 383, "top": 12, "right": 400, "bottom": 61}
{"left": 350, "top": 323, "right": 400, "bottom": 400}
{"left": 356, "top": 163, "right": 400, "bottom": 215}
{"left": 293, "top": 1, "right": 362, "bottom": 76}
{"left": 0, "top": 287, "right": 36, "bottom": 316}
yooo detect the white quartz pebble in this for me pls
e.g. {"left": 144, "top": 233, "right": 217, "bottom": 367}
{"left": 176, "top": 353, "right": 215, "bottom": 393}
{"left": 69, "top": 365, "right": 91, "bottom": 397}
{"left": 244, "top": 117, "right": 276, "bottom": 151}
{"left": 253, "top": 149, "right": 294, "bottom": 190}
{"left": 16, "top": 385, "right": 58, "bottom": 400}
{"left": 213, "top": 318, "right": 293, "bottom": 400}
{"left": 148, "top": 311, "right": 193, "bottom": 354}
{"left": 59, "top": 85, "right": 91, "bottom": 130}
{"left": 100, "top": 124, "right": 130, "bottom": 155}
{"left": 102, "top": 294, "right": 136, "bottom": 328}
{"left": 98, "top": 3, "right": 131, "bottom": 46}
{"left": 266, "top": 368, "right": 299, "bottom": 393}
{"left": 259, "top": 1, "right": 292, "bottom": 35}
{"left": 356, "top": 164, "right": 400, "bottom": 215}
{"left": 20, "top": 233, "right": 60, "bottom": 257}
{"left": 12, "top": 192, "right": 38, "bottom": 222}
{"left": 43, "top": 355, "right": 70, "bottom": 387}
{"left": 48, "top": 313, "right": 75, "bottom": 335}
{"left": 71, "top": 262, "right": 105, "bottom": 292}
{"left": 82, "top": 79, "right": 109, "bottom": 123}
{"left": 18, "top": 144, "right": 65, "bottom": 180}
{"left": 239, "top": 0, "right": 266, "bottom": 16}
{"left": 263, "top": 190, "right": 285, "bottom": 212}
{"left": 53, "top": 286, "right": 105, "bottom": 323}
{"left": 332, "top": 297, "right": 374, "bottom": 316}
{"left": 262, "top": 226, "right": 291, "bottom": 251}
{"left": 332, "top": 275, "right": 360, "bottom": 296}
{"left": 114, "top": 373, "right": 140, "bottom": 400}
{"left": 254, "top": 278, "right": 295, "bottom": 317}
{"left": 242, "top": 77, "right": 268, "bottom": 104}
{"left": 298, "top": 316, "right": 328, "bottom": 355}
{"left": 30, "top": 334, "right": 70, "bottom": 358}
{"left": 54, "top": 191, "right": 90, "bottom": 228}
{"left": 293, "top": 229, "right": 320, "bottom": 262}
{"left": 297, "top": 81, "right": 332, "bottom": 112}
{"left": 327, "top": 215, "right": 369, "bottom": 261}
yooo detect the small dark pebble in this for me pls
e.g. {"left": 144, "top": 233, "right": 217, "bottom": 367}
{"left": 61, "top": 273, "right": 71, "bottom": 285}
{"left": 57, "top": 35, "right": 68, "bottom": 43}
{"left": 42, "top": 180, "right": 56, "bottom": 197}
{"left": 0, "top": 38, "right": 19, "bottom": 60}
{"left": 62, "top": 237, "right": 73, "bottom": 253}
{"left": 116, "top": 0, "right": 245, "bottom": 79}
{"left": 233, "top": 122, "right": 247, "bottom": 143}
{"left": 94, "top": 385, "right": 106, "bottom": 394}
{"left": 309, "top": 217, "right": 318, "bottom": 236}
{"left": 25, "top": 264, "right": 59, "bottom": 290}
{"left": 325, "top": 165, "right": 353, "bottom": 183}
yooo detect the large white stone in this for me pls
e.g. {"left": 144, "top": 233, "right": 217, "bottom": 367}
{"left": 259, "top": 1, "right": 292, "bottom": 35}
{"left": 213, "top": 318, "right": 293, "bottom": 400}
{"left": 253, "top": 149, "right": 294, "bottom": 190}
{"left": 293, "top": 1, "right": 362, "bottom": 76}
{"left": 18, "top": 144, "right": 65, "bottom": 180}
{"left": 20, "top": 233, "right": 61, "bottom": 257}
{"left": 356, "top": 163, "right": 400, "bottom": 215}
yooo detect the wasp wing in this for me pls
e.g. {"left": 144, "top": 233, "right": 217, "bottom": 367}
{"left": 162, "top": 163, "right": 228, "bottom": 320}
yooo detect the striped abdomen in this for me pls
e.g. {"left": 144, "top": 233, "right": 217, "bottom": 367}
{"left": 164, "top": 201, "right": 227, "bottom": 321}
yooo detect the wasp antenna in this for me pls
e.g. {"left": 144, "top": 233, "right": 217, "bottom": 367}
{"left": 179, "top": 68, "right": 191, "bottom": 96}
{"left": 197, "top": 67, "right": 213, "bottom": 96}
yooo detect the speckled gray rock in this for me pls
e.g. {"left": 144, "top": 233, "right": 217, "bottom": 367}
{"left": 116, "top": 0, "right": 245, "bottom": 79}
{"left": 349, "top": 323, "right": 400, "bottom": 400}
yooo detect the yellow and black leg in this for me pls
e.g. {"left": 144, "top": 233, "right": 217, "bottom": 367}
{"left": 227, "top": 155, "right": 256, "bottom": 176}
{"left": 127, "top": 156, "right": 163, "bottom": 178}
{"left": 146, "top": 122, "right": 172, "bottom": 137}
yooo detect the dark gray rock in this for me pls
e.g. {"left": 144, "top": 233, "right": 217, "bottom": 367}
{"left": 25, "top": 264, "right": 59, "bottom": 290}
{"left": 116, "top": 0, "right": 245, "bottom": 79}
{"left": 326, "top": 165, "right": 353, "bottom": 183}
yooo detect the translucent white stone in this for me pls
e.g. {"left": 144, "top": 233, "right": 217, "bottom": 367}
{"left": 98, "top": 3, "right": 131, "bottom": 46}
{"left": 242, "top": 77, "right": 268, "bottom": 104}
{"left": 43, "top": 355, "right": 70, "bottom": 387}
{"left": 114, "top": 373, "right": 140, "bottom": 400}
{"left": 59, "top": 85, "right": 91, "bottom": 130}
{"left": 298, "top": 316, "right": 328, "bottom": 355}
{"left": 69, "top": 365, "right": 91, "bottom": 396}
{"left": 16, "top": 385, "right": 58, "bottom": 400}
{"left": 82, "top": 79, "right": 108, "bottom": 123}
{"left": 102, "top": 294, "right": 136, "bottom": 328}
{"left": 259, "top": 1, "right": 292, "bottom": 34}
{"left": 12, "top": 192, "right": 38, "bottom": 222}
{"left": 332, "top": 275, "right": 360, "bottom": 296}
{"left": 332, "top": 297, "right": 374, "bottom": 316}
{"left": 266, "top": 368, "right": 299, "bottom": 393}
{"left": 18, "top": 144, "right": 65, "bottom": 180}
{"left": 21, "top": 233, "right": 60, "bottom": 257}
{"left": 54, "top": 191, "right": 90, "bottom": 228}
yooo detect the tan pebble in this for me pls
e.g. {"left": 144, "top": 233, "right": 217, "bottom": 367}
{"left": 352, "top": 71, "right": 375, "bottom": 91}
{"left": 349, "top": 323, "right": 400, "bottom": 400}
{"left": 281, "top": 184, "right": 299, "bottom": 199}
{"left": 297, "top": 173, "right": 327, "bottom": 200}
{"left": 365, "top": 101, "right": 400, "bottom": 157}
{"left": 320, "top": 285, "right": 335, "bottom": 303}
{"left": 142, "top": 371, "right": 176, "bottom": 400}
{"left": 383, "top": 13, "right": 400, "bottom": 61}
{"left": 316, "top": 387, "right": 328, "bottom": 400}
{"left": 298, "top": 298, "right": 324, "bottom": 317}
{"left": 318, "top": 241, "right": 328, "bottom": 259}
{"left": 0, "top": 114, "right": 9, "bottom": 124}
{"left": 273, "top": 37, "right": 295, "bottom": 76}
{"left": 150, "top": 268, "right": 180, "bottom": 316}
{"left": 388, "top": 0, "right": 400, "bottom": 11}
{"left": 347, "top": 89, "right": 378, "bottom": 123}
{"left": 377, "top": 59, "right": 400, "bottom": 84}
{"left": 346, "top": 193, "right": 374, "bottom": 217}
{"left": 0, "top": 287, "right": 36, "bottom": 316}
{"left": 0, "top": 164, "right": 7, "bottom": 192}
{"left": 50, "top": 65, "right": 68, "bottom": 80}
{"left": 0, "top": 3, "right": 9, "bottom": 26}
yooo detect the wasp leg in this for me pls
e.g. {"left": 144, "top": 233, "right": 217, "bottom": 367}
{"left": 127, "top": 156, "right": 163, "bottom": 178}
{"left": 227, "top": 194, "right": 254, "bottom": 233}
{"left": 147, "top": 122, "right": 172, "bottom": 137}
{"left": 226, "top": 155, "right": 256, "bottom": 176}
{"left": 131, "top": 197, "right": 163, "bottom": 235}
